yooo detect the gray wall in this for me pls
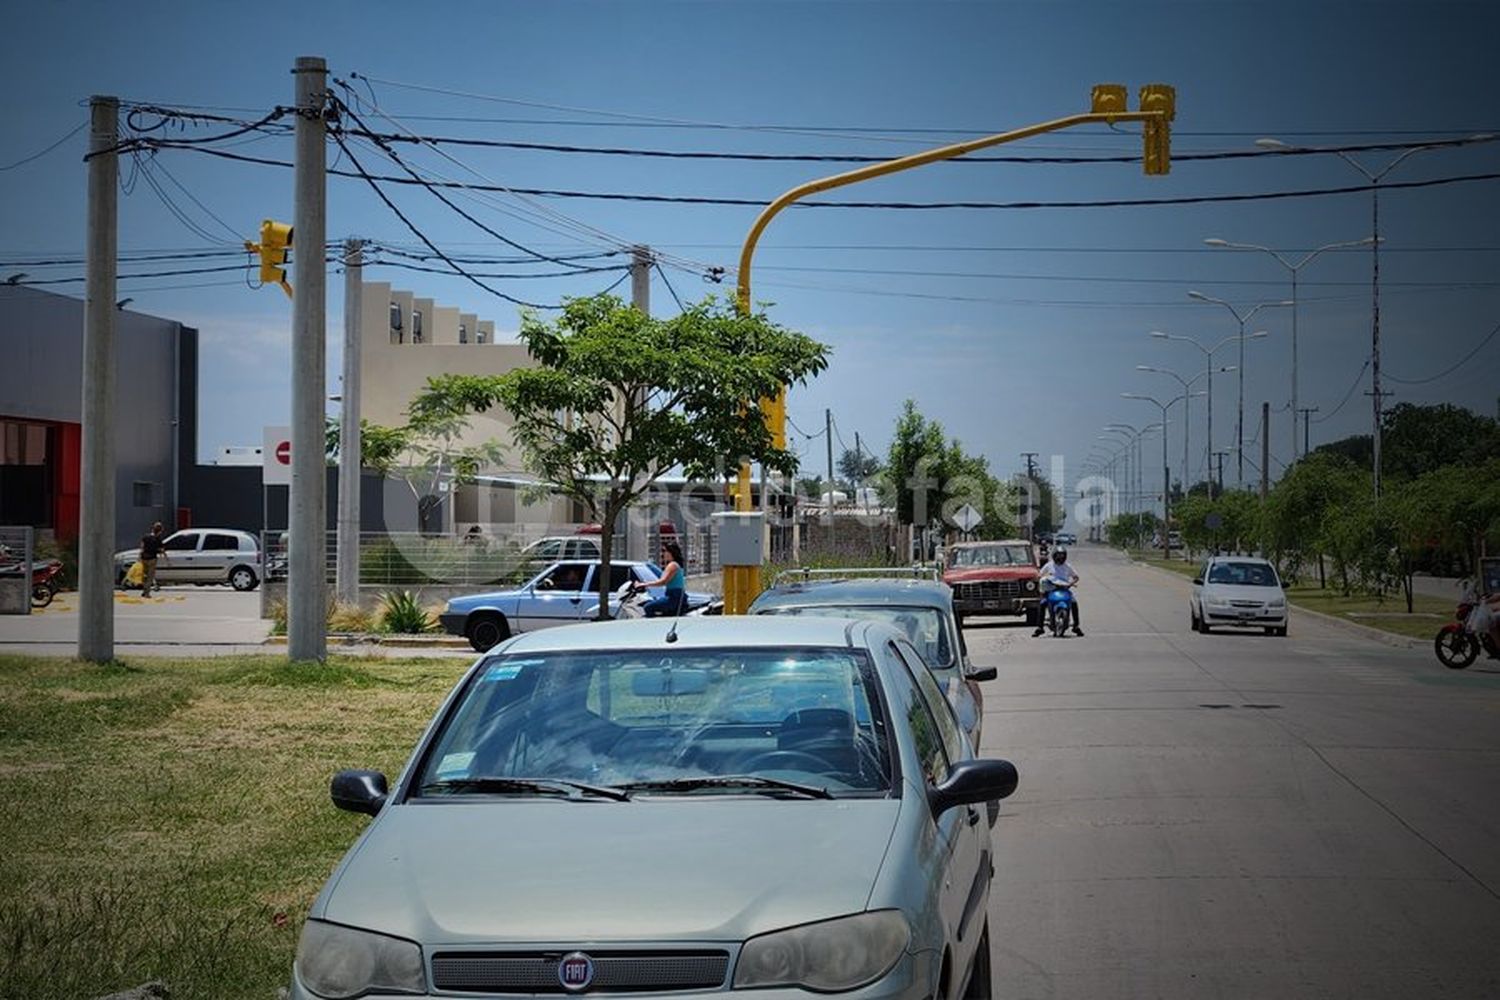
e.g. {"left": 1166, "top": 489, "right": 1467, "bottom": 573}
{"left": 0, "top": 285, "right": 186, "bottom": 547}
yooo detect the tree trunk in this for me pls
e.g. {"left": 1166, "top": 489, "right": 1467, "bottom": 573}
{"left": 594, "top": 497, "right": 622, "bottom": 621}
{"left": 1403, "top": 566, "right": 1414, "bottom": 614}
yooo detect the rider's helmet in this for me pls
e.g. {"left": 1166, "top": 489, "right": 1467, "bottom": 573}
{"left": 1053, "top": 547, "right": 1068, "bottom": 563}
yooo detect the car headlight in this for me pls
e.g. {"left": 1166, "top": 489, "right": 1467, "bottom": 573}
{"left": 734, "top": 910, "right": 909, "bottom": 992}
{"left": 1206, "top": 597, "right": 1231, "bottom": 609}
{"left": 296, "top": 920, "right": 425, "bottom": 998}
{"left": 1024, "top": 580, "right": 1036, "bottom": 592}
{"left": 1268, "top": 599, "right": 1286, "bottom": 609}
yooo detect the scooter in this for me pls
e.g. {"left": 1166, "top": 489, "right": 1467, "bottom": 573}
{"left": 1042, "top": 580, "right": 1076, "bottom": 638}
{"left": 1434, "top": 590, "right": 1499, "bottom": 669}
{"left": 29, "top": 560, "right": 63, "bottom": 608}
{"left": 611, "top": 581, "right": 651, "bottom": 620}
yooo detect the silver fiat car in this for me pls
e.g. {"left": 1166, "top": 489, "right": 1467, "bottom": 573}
{"left": 291, "top": 617, "right": 1018, "bottom": 1000}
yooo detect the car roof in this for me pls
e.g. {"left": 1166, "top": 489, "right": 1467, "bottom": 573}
{"left": 948, "top": 539, "right": 1030, "bottom": 549}
{"left": 752, "top": 578, "right": 954, "bottom": 611}
{"left": 498, "top": 615, "right": 876, "bottom": 654}
{"left": 1207, "top": 555, "right": 1273, "bottom": 564}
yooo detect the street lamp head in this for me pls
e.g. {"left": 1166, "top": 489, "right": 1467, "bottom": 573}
{"left": 1219, "top": 365, "right": 1239, "bottom": 373}
{"left": 1203, "top": 238, "right": 1229, "bottom": 247}
{"left": 1468, "top": 133, "right": 1496, "bottom": 142}
{"left": 1187, "top": 290, "right": 1209, "bottom": 302}
{"left": 1248, "top": 330, "right": 1269, "bottom": 340}
{"left": 1255, "top": 137, "right": 1290, "bottom": 150}
{"left": 1149, "top": 330, "right": 1169, "bottom": 339}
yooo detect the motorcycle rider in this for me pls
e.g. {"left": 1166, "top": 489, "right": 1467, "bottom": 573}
{"left": 1034, "top": 546, "right": 1083, "bottom": 637}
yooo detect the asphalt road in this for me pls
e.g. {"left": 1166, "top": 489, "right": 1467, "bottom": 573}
{"left": 971, "top": 544, "right": 1500, "bottom": 999}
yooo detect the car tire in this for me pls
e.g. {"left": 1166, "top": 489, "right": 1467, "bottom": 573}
{"left": 1190, "top": 607, "right": 1200, "bottom": 632}
{"left": 467, "top": 612, "right": 509, "bottom": 653}
{"left": 963, "top": 921, "right": 993, "bottom": 1000}
{"left": 229, "top": 566, "right": 259, "bottom": 592}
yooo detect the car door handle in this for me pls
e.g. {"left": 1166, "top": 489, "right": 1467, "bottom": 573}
{"left": 966, "top": 806, "right": 981, "bottom": 826}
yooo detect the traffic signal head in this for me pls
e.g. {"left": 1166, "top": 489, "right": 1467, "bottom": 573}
{"left": 257, "top": 219, "right": 293, "bottom": 286}
{"left": 1139, "top": 84, "right": 1175, "bottom": 176}
{"left": 1090, "top": 84, "right": 1128, "bottom": 116}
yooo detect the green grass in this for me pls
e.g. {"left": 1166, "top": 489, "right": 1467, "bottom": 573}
{"left": 0, "top": 654, "right": 469, "bottom": 1000}
{"left": 1132, "top": 554, "right": 1451, "bottom": 640}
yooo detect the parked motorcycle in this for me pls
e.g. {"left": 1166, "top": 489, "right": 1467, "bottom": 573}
{"left": 1434, "top": 593, "right": 1499, "bottom": 669}
{"left": 1042, "top": 580, "right": 1076, "bottom": 638}
{"left": 28, "top": 559, "right": 64, "bottom": 608}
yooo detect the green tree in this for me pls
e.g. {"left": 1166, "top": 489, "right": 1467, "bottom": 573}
{"left": 882, "top": 400, "right": 951, "bottom": 528}
{"left": 837, "top": 448, "right": 882, "bottom": 492}
{"left": 1379, "top": 402, "right": 1500, "bottom": 481}
{"left": 493, "top": 293, "right": 829, "bottom": 617}
{"left": 1261, "top": 452, "right": 1365, "bottom": 586}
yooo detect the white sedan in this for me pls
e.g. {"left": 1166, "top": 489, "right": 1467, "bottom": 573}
{"left": 1190, "top": 556, "right": 1288, "bottom": 636}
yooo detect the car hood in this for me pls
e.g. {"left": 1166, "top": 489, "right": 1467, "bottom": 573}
{"left": 319, "top": 797, "right": 901, "bottom": 943}
{"left": 944, "top": 567, "right": 1037, "bottom": 583}
{"left": 448, "top": 589, "right": 524, "bottom": 610}
{"left": 1202, "top": 583, "right": 1283, "bottom": 602}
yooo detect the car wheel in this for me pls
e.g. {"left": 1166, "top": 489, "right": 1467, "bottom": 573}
{"left": 467, "top": 613, "right": 509, "bottom": 652}
{"left": 963, "top": 920, "right": 993, "bottom": 1000}
{"left": 1190, "top": 607, "right": 1200, "bottom": 632}
{"left": 229, "top": 566, "right": 259, "bottom": 592}
{"left": 1276, "top": 626, "right": 1288, "bottom": 637}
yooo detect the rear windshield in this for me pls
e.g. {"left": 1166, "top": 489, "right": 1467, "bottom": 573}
{"left": 416, "top": 647, "right": 892, "bottom": 797}
{"left": 759, "top": 605, "right": 954, "bottom": 670}
{"left": 1208, "top": 562, "right": 1280, "bottom": 586}
{"left": 948, "top": 545, "right": 1032, "bottom": 568}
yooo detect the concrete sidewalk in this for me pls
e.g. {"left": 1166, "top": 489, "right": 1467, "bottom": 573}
{"left": 0, "top": 586, "right": 271, "bottom": 650}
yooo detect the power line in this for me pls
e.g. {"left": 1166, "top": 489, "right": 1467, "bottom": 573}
{"left": 1314, "top": 358, "right": 1372, "bottom": 423}
{"left": 147, "top": 143, "right": 1500, "bottom": 211}
{"left": 1, "top": 121, "right": 87, "bottom": 171}
{"left": 1384, "top": 318, "right": 1500, "bottom": 386}
{"left": 367, "top": 258, "right": 630, "bottom": 280}
{"left": 327, "top": 125, "right": 560, "bottom": 309}
{"left": 653, "top": 261, "right": 686, "bottom": 313}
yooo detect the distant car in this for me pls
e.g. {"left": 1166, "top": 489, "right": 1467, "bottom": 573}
{"left": 294, "top": 617, "right": 1018, "bottom": 1000}
{"left": 519, "top": 535, "right": 602, "bottom": 562}
{"left": 943, "top": 539, "right": 1042, "bottom": 626}
{"left": 114, "top": 528, "right": 261, "bottom": 592}
{"left": 1190, "top": 556, "right": 1288, "bottom": 636}
{"left": 1055, "top": 532, "right": 1077, "bottom": 546}
{"left": 749, "top": 574, "right": 997, "bottom": 752}
{"left": 440, "top": 560, "right": 713, "bottom": 651}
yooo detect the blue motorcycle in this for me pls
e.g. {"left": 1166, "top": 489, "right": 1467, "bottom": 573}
{"left": 1042, "top": 580, "right": 1076, "bottom": 638}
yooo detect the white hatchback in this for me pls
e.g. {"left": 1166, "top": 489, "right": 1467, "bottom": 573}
{"left": 1190, "top": 556, "right": 1289, "bottom": 636}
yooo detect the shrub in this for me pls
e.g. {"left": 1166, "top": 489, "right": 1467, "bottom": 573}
{"left": 267, "top": 598, "right": 287, "bottom": 635}
{"left": 378, "top": 590, "right": 435, "bottom": 634}
{"left": 327, "top": 602, "right": 376, "bottom": 634}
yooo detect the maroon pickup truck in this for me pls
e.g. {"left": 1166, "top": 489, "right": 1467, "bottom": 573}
{"left": 943, "top": 539, "right": 1041, "bottom": 625}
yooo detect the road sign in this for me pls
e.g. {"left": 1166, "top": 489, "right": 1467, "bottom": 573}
{"left": 953, "top": 503, "right": 982, "bottom": 533}
{"left": 263, "top": 425, "right": 291, "bottom": 486}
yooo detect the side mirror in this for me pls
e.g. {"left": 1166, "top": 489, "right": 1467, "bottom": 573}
{"left": 964, "top": 663, "right": 998, "bottom": 683}
{"left": 929, "top": 758, "right": 1018, "bottom": 817}
{"left": 331, "top": 769, "right": 389, "bottom": 816}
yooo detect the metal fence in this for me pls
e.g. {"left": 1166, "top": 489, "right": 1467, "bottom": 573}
{"left": 0, "top": 526, "right": 35, "bottom": 615}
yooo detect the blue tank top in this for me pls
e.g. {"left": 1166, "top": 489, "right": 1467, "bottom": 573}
{"left": 664, "top": 562, "right": 685, "bottom": 592}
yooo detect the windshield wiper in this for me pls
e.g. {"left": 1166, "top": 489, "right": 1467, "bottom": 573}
{"left": 614, "top": 775, "right": 834, "bottom": 799}
{"left": 420, "top": 777, "right": 630, "bottom": 801}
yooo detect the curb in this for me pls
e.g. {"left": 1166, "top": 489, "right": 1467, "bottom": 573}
{"left": 263, "top": 634, "right": 471, "bottom": 649}
{"left": 1128, "top": 558, "right": 1424, "bottom": 650}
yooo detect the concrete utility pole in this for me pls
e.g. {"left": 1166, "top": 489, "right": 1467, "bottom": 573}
{"left": 855, "top": 431, "right": 868, "bottom": 512}
{"left": 825, "top": 408, "right": 836, "bottom": 550}
{"left": 1298, "top": 406, "right": 1320, "bottom": 459}
{"left": 79, "top": 95, "right": 118, "bottom": 663}
{"left": 1260, "top": 402, "right": 1270, "bottom": 500}
{"left": 288, "top": 56, "right": 328, "bottom": 662}
{"left": 629, "top": 246, "right": 651, "bottom": 562}
{"left": 336, "top": 239, "right": 364, "bottom": 606}
{"left": 1020, "top": 452, "right": 1038, "bottom": 538}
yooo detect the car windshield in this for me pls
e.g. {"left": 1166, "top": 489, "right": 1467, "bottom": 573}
{"left": 1207, "top": 562, "right": 1280, "bottom": 586}
{"left": 949, "top": 545, "right": 1031, "bottom": 568}
{"left": 761, "top": 605, "right": 954, "bottom": 670}
{"left": 415, "top": 647, "right": 891, "bottom": 797}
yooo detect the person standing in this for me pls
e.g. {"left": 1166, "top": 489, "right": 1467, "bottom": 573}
{"left": 139, "top": 521, "right": 166, "bottom": 598}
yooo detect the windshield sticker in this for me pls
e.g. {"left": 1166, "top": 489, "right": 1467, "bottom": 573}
{"left": 482, "top": 661, "right": 536, "bottom": 683}
{"left": 435, "top": 752, "right": 475, "bottom": 777}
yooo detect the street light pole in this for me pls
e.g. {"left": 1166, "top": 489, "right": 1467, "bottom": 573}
{"left": 1186, "top": 292, "right": 1289, "bottom": 487}
{"left": 1254, "top": 134, "right": 1493, "bottom": 493}
{"left": 1206, "top": 233, "right": 1379, "bottom": 465}
{"left": 1150, "top": 332, "right": 1253, "bottom": 497}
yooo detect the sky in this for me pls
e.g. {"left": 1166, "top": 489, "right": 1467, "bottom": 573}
{"left": 2, "top": 0, "right": 1497, "bottom": 504}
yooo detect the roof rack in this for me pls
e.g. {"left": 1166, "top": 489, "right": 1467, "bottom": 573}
{"left": 770, "top": 565, "right": 943, "bottom": 586}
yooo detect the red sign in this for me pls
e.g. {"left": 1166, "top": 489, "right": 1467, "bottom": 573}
{"left": 275, "top": 440, "right": 291, "bottom": 465}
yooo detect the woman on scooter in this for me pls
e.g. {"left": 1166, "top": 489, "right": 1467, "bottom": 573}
{"left": 636, "top": 540, "right": 688, "bottom": 617}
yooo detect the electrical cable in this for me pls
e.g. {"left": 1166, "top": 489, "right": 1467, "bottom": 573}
{"left": 326, "top": 123, "right": 560, "bottom": 310}
{"left": 366, "top": 258, "right": 630, "bottom": 280}
{"left": 143, "top": 143, "right": 1500, "bottom": 211}
{"left": 144, "top": 152, "right": 244, "bottom": 242}
{"left": 1383, "top": 318, "right": 1500, "bottom": 386}
{"left": 132, "top": 153, "right": 235, "bottom": 246}
{"left": 654, "top": 261, "right": 687, "bottom": 313}
{"left": 1, "top": 122, "right": 87, "bottom": 171}
{"left": 1314, "top": 358, "right": 1373, "bottom": 423}
{"left": 332, "top": 94, "right": 606, "bottom": 273}
{"left": 15, "top": 263, "right": 256, "bottom": 285}
{"left": 337, "top": 128, "right": 1500, "bottom": 166}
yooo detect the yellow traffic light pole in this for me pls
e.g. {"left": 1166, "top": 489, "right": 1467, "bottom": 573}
{"left": 723, "top": 84, "right": 1175, "bottom": 611}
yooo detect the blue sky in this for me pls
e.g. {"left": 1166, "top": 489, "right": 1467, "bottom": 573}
{"left": 2, "top": 0, "right": 1497, "bottom": 495}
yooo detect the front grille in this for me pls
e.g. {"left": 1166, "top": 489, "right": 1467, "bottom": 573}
{"left": 955, "top": 580, "right": 1022, "bottom": 601}
{"left": 431, "top": 950, "right": 731, "bottom": 993}
{"left": 1230, "top": 600, "right": 1264, "bottom": 609}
